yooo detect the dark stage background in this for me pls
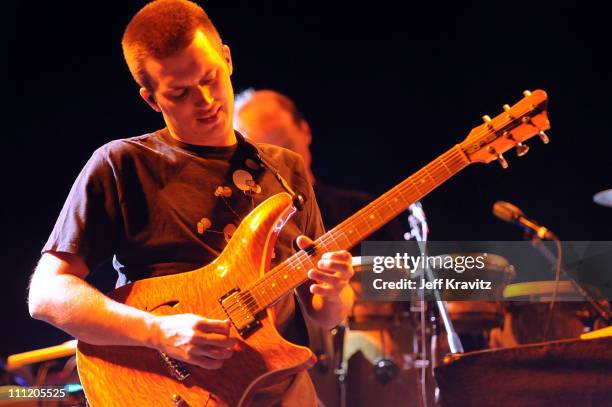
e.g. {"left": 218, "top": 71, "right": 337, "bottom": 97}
{"left": 3, "top": 1, "right": 611, "bottom": 357}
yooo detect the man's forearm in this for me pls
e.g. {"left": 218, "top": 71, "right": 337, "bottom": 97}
{"left": 29, "top": 271, "right": 157, "bottom": 348}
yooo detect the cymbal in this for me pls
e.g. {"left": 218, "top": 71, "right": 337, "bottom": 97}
{"left": 593, "top": 189, "right": 612, "bottom": 207}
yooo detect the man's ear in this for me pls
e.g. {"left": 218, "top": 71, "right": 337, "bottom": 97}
{"left": 299, "top": 119, "right": 312, "bottom": 143}
{"left": 139, "top": 87, "right": 161, "bottom": 112}
{"left": 221, "top": 44, "right": 233, "bottom": 76}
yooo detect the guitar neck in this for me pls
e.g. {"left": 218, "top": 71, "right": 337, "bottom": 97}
{"left": 243, "top": 144, "right": 471, "bottom": 312}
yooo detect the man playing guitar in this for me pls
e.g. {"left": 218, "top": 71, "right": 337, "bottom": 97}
{"left": 28, "top": 1, "right": 354, "bottom": 405}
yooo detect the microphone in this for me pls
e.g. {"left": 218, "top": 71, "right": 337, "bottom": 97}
{"left": 493, "top": 201, "right": 558, "bottom": 240}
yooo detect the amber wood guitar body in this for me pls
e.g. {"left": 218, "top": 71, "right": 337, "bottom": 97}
{"left": 77, "top": 193, "right": 316, "bottom": 407}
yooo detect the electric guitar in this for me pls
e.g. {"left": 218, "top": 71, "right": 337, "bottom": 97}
{"left": 77, "top": 90, "right": 550, "bottom": 406}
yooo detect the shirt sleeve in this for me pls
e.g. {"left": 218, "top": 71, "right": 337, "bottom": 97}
{"left": 42, "top": 146, "right": 123, "bottom": 271}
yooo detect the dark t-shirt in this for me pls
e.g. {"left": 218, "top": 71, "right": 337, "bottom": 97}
{"left": 43, "top": 129, "right": 325, "bottom": 405}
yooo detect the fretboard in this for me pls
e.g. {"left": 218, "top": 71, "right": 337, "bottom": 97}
{"left": 244, "top": 144, "right": 471, "bottom": 312}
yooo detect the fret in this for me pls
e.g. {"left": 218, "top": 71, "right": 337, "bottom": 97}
{"left": 326, "top": 232, "right": 342, "bottom": 253}
{"left": 424, "top": 164, "right": 441, "bottom": 185}
{"left": 408, "top": 177, "right": 424, "bottom": 197}
{"left": 414, "top": 174, "right": 427, "bottom": 193}
{"left": 316, "top": 239, "right": 329, "bottom": 254}
{"left": 362, "top": 209, "right": 377, "bottom": 229}
{"left": 286, "top": 255, "right": 308, "bottom": 279}
{"left": 391, "top": 183, "right": 413, "bottom": 206}
{"left": 334, "top": 226, "right": 358, "bottom": 248}
{"left": 255, "top": 285, "right": 272, "bottom": 306}
{"left": 382, "top": 195, "right": 399, "bottom": 217}
{"left": 336, "top": 218, "right": 364, "bottom": 246}
{"left": 344, "top": 226, "right": 361, "bottom": 246}
{"left": 336, "top": 230, "right": 352, "bottom": 248}
{"left": 439, "top": 156, "right": 454, "bottom": 176}
{"left": 275, "top": 269, "right": 291, "bottom": 290}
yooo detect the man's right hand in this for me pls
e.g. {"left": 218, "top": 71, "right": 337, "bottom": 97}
{"left": 150, "top": 314, "right": 238, "bottom": 370}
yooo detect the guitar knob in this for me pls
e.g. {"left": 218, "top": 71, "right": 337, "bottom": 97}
{"left": 539, "top": 131, "right": 550, "bottom": 144}
{"left": 516, "top": 142, "right": 530, "bottom": 157}
{"left": 171, "top": 394, "right": 189, "bottom": 406}
{"left": 497, "top": 153, "right": 509, "bottom": 169}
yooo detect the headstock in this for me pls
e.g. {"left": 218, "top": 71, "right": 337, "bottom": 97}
{"left": 460, "top": 90, "right": 550, "bottom": 167}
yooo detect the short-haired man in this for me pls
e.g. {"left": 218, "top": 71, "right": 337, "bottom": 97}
{"left": 28, "top": 1, "right": 354, "bottom": 405}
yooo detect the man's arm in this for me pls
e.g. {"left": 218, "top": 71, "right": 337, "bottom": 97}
{"left": 294, "top": 236, "right": 355, "bottom": 329}
{"left": 29, "top": 251, "right": 237, "bottom": 369}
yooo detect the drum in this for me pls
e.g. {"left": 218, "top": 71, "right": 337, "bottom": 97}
{"left": 494, "top": 281, "right": 594, "bottom": 346}
{"left": 342, "top": 324, "right": 438, "bottom": 407}
{"left": 348, "top": 256, "right": 411, "bottom": 330}
{"left": 337, "top": 257, "right": 436, "bottom": 407}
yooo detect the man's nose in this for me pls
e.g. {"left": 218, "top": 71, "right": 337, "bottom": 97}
{"left": 196, "top": 85, "right": 214, "bottom": 106}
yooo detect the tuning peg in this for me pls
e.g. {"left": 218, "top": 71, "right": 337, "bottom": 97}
{"left": 502, "top": 104, "right": 511, "bottom": 111}
{"left": 515, "top": 142, "right": 530, "bottom": 157}
{"left": 482, "top": 115, "right": 492, "bottom": 122}
{"left": 538, "top": 131, "right": 550, "bottom": 144}
{"left": 497, "top": 153, "right": 509, "bottom": 169}
{"left": 523, "top": 90, "right": 532, "bottom": 97}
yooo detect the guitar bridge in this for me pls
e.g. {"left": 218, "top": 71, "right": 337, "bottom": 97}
{"left": 159, "top": 351, "right": 191, "bottom": 381}
{"left": 220, "top": 288, "right": 262, "bottom": 338}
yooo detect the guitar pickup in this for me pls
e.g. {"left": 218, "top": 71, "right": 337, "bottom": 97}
{"left": 220, "top": 288, "right": 262, "bottom": 338}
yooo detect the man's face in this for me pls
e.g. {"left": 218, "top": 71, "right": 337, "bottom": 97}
{"left": 142, "top": 30, "right": 234, "bottom": 145}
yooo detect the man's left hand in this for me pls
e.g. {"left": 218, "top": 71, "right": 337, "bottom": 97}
{"left": 296, "top": 235, "right": 354, "bottom": 302}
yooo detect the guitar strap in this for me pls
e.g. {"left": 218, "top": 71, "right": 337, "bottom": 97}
{"left": 236, "top": 131, "right": 307, "bottom": 212}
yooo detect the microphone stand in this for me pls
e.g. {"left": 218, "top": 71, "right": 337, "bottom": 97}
{"left": 528, "top": 235, "right": 612, "bottom": 324}
{"left": 409, "top": 204, "right": 464, "bottom": 353}
{"left": 408, "top": 203, "right": 463, "bottom": 407}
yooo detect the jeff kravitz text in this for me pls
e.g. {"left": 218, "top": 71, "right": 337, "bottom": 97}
{"left": 372, "top": 278, "right": 492, "bottom": 290}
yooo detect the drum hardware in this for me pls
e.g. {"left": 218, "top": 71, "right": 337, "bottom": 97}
{"left": 373, "top": 358, "right": 399, "bottom": 384}
{"left": 315, "top": 350, "right": 330, "bottom": 373}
